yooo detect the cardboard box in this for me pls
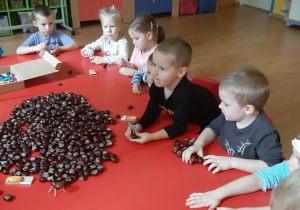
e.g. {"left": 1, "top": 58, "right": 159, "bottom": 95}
{"left": 0, "top": 50, "right": 62, "bottom": 94}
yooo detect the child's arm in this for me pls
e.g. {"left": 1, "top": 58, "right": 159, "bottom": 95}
{"left": 203, "top": 156, "right": 269, "bottom": 174}
{"left": 81, "top": 36, "right": 104, "bottom": 57}
{"left": 186, "top": 174, "right": 263, "bottom": 210}
{"left": 128, "top": 128, "right": 169, "bottom": 144}
{"left": 130, "top": 72, "right": 146, "bottom": 94}
{"left": 217, "top": 207, "right": 270, "bottom": 210}
{"left": 119, "top": 67, "right": 137, "bottom": 76}
{"left": 182, "top": 127, "right": 216, "bottom": 163}
{"left": 50, "top": 41, "right": 78, "bottom": 55}
{"left": 16, "top": 43, "right": 48, "bottom": 55}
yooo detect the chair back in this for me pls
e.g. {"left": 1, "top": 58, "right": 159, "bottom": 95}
{"left": 190, "top": 77, "right": 221, "bottom": 103}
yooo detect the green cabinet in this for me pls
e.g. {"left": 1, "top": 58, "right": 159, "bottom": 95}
{"left": 0, "top": 0, "right": 69, "bottom": 36}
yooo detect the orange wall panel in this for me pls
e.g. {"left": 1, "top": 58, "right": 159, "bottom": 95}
{"left": 78, "top": 0, "right": 123, "bottom": 22}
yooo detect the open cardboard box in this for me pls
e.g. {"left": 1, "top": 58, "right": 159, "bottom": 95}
{"left": 0, "top": 50, "right": 62, "bottom": 94}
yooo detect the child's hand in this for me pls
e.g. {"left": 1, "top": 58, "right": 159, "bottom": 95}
{"left": 132, "top": 83, "right": 142, "bottom": 94}
{"left": 49, "top": 46, "right": 60, "bottom": 56}
{"left": 90, "top": 56, "right": 105, "bottom": 64}
{"left": 37, "top": 43, "right": 48, "bottom": 51}
{"left": 125, "top": 124, "right": 142, "bottom": 139}
{"left": 115, "top": 58, "right": 127, "bottom": 66}
{"left": 203, "top": 155, "right": 233, "bottom": 174}
{"left": 119, "top": 67, "right": 135, "bottom": 76}
{"left": 129, "top": 132, "right": 153, "bottom": 144}
{"left": 82, "top": 48, "right": 94, "bottom": 57}
{"left": 182, "top": 146, "right": 203, "bottom": 163}
{"left": 186, "top": 191, "right": 221, "bottom": 210}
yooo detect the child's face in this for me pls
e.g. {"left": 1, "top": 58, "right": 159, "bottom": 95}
{"left": 288, "top": 148, "right": 300, "bottom": 173}
{"left": 33, "top": 14, "right": 54, "bottom": 38}
{"left": 151, "top": 50, "right": 181, "bottom": 89}
{"left": 146, "top": 61, "right": 154, "bottom": 86}
{"left": 128, "top": 28, "right": 150, "bottom": 52}
{"left": 218, "top": 90, "right": 247, "bottom": 122}
{"left": 101, "top": 16, "right": 120, "bottom": 42}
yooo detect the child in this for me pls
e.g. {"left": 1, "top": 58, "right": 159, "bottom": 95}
{"left": 119, "top": 14, "right": 165, "bottom": 78}
{"left": 0, "top": 46, "right": 3, "bottom": 57}
{"left": 130, "top": 53, "right": 154, "bottom": 94}
{"left": 182, "top": 67, "right": 282, "bottom": 174}
{"left": 125, "top": 38, "right": 221, "bottom": 144}
{"left": 81, "top": 7, "right": 129, "bottom": 65}
{"left": 185, "top": 135, "right": 300, "bottom": 210}
{"left": 217, "top": 168, "right": 300, "bottom": 210}
{"left": 16, "top": 5, "right": 78, "bottom": 55}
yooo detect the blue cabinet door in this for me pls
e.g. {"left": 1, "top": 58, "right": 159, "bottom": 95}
{"left": 198, "top": 0, "right": 217, "bottom": 13}
{"left": 135, "top": 0, "right": 173, "bottom": 15}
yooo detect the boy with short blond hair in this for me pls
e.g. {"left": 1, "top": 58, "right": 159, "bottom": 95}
{"left": 182, "top": 67, "right": 282, "bottom": 174}
{"left": 125, "top": 37, "right": 221, "bottom": 144}
{"left": 16, "top": 5, "right": 78, "bottom": 55}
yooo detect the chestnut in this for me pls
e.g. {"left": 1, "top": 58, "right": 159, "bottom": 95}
{"left": 3, "top": 194, "right": 13, "bottom": 201}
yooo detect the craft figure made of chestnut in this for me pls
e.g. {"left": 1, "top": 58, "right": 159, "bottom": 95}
{"left": 3, "top": 194, "right": 13, "bottom": 201}
{"left": 48, "top": 180, "right": 66, "bottom": 197}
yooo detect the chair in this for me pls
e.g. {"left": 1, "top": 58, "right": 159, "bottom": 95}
{"left": 190, "top": 77, "right": 221, "bottom": 103}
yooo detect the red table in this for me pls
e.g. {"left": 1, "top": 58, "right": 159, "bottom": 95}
{"left": 0, "top": 50, "right": 271, "bottom": 210}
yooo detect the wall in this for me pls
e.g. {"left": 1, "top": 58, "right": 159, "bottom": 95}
{"left": 273, "top": 0, "right": 284, "bottom": 15}
{"left": 240, "top": 0, "right": 272, "bottom": 11}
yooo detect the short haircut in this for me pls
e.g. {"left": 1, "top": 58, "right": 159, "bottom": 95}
{"left": 219, "top": 66, "right": 270, "bottom": 110}
{"left": 33, "top": 5, "right": 53, "bottom": 20}
{"left": 270, "top": 168, "right": 300, "bottom": 210}
{"left": 99, "top": 7, "right": 122, "bottom": 25}
{"left": 155, "top": 37, "right": 192, "bottom": 68}
{"left": 129, "top": 14, "right": 165, "bottom": 44}
{"left": 147, "top": 53, "right": 153, "bottom": 64}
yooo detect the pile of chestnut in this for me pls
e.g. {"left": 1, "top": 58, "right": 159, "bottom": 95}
{"left": 0, "top": 92, "right": 118, "bottom": 186}
{"left": 172, "top": 137, "right": 204, "bottom": 164}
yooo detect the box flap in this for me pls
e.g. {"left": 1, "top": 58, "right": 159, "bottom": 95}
{"left": 39, "top": 50, "right": 62, "bottom": 70}
{"left": 10, "top": 50, "right": 61, "bottom": 81}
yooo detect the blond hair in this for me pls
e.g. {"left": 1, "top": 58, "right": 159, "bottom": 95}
{"left": 129, "top": 14, "right": 165, "bottom": 44}
{"left": 99, "top": 7, "right": 122, "bottom": 24}
{"left": 220, "top": 66, "right": 270, "bottom": 110}
{"left": 33, "top": 5, "right": 53, "bottom": 20}
{"left": 270, "top": 168, "right": 300, "bottom": 210}
{"left": 155, "top": 37, "right": 192, "bottom": 68}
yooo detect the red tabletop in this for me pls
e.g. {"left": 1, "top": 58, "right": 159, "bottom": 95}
{"left": 0, "top": 50, "right": 271, "bottom": 210}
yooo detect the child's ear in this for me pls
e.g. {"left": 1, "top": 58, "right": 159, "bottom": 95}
{"left": 33, "top": 21, "right": 37, "bottom": 27}
{"left": 244, "top": 105, "right": 256, "bottom": 115}
{"left": 178, "top": 67, "right": 188, "bottom": 78}
{"left": 146, "top": 32, "right": 153, "bottom": 40}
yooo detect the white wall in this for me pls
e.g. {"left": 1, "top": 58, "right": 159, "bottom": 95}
{"left": 289, "top": 0, "right": 300, "bottom": 21}
{"left": 240, "top": 0, "right": 272, "bottom": 11}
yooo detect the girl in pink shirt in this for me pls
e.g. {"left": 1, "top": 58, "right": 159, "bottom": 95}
{"left": 119, "top": 14, "right": 165, "bottom": 79}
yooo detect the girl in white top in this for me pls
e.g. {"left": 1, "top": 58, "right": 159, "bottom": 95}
{"left": 81, "top": 7, "right": 129, "bottom": 65}
{"left": 118, "top": 14, "right": 165, "bottom": 76}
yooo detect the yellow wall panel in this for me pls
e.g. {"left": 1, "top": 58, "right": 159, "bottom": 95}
{"left": 273, "top": 0, "right": 284, "bottom": 15}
